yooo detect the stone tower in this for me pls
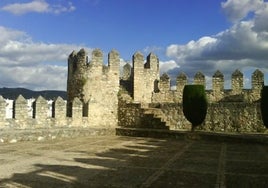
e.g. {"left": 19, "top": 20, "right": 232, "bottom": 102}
{"left": 132, "top": 52, "right": 159, "bottom": 103}
{"left": 67, "top": 49, "right": 120, "bottom": 127}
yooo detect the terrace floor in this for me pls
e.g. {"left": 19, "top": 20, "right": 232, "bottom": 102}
{"left": 0, "top": 135, "right": 267, "bottom": 187}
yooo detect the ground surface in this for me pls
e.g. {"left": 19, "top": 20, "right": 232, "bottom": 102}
{"left": 0, "top": 135, "right": 267, "bottom": 187}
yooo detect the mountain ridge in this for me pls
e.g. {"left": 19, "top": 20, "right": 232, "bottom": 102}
{"left": 0, "top": 87, "right": 67, "bottom": 100}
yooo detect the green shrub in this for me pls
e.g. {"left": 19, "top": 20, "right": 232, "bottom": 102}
{"left": 183, "top": 85, "right": 208, "bottom": 131}
{"left": 260, "top": 86, "right": 268, "bottom": 128}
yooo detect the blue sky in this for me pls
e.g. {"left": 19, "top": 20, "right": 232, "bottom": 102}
{"left": 0, "top": 0, "right": 268, "bottom": 90}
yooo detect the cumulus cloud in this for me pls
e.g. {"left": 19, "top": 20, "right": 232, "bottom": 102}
{"left": 1, "top": 0, "right": 75, "bottom": 15}
{"left": 159, "top": 60, "right": 180, "bottom": 75}
{"left": 221, "top": 0, "right": 262, "bottom": 22}
{"left": 0, "top": 26, "right": 91, "bottom": 90}
{"left": 253, "top": 2, "right": 268, "bottom": 32}
{"left": 166, "top": 0, "right": 268, "bottom": 88}
{"left": 143, "top": 46, "right": 163, "bottom": 55}
{"left": 0, "top": 65, "right": 67, "bottom": 90}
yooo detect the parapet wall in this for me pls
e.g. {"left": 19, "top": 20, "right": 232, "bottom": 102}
{"left": 148, "top": 102, "right": 265, "bottom": 133}
{"left": 152, "top": 69, "right": 264, "bottom": 103}
{"left": 0, "top": 95, "right": 88, "bottom": 129}
{"left": 119, "top": 51, "right": 265, "bottom": 104}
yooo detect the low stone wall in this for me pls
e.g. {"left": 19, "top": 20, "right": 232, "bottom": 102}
{"left": 119, "top": 101, "right": 267, "bottom": 133}
{"left": 0, "top": 95, "right": 112, "bottom": 129}
{"left": 0, "top": 127, "right": 115, "bottom": 143}
{"left": 0, "top": 95, "right": 118, "bottom": 143}
{"left": 162, "top": 102, "right": 265, "bottom": 133}
{"left": 118, "top": 102, "right": 144, "bottom": 128}
{"left": 203, "top": 102, "right": 264, "bottom": 132}
{"left": 150, "top": 103, "right": 191, "bottom": 130}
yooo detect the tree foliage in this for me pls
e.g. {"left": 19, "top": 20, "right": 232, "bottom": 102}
{"left": 260, "top": 86, "right": 268, "bottom": 128}
{"left": 182, "top": 85, "right": 208, "bottom": 131}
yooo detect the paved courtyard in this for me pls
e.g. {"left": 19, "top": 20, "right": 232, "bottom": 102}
{"left": 0, "top": 135, "right": 267, "bottom": 187}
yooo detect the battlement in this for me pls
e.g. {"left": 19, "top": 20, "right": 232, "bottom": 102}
{"left": 131, "top": 52, "right": 160, "bottom": 103}
{"left": 132, "top": 52, "right": 159, "bottom": 71}
{"left": 153, "top": 69, "right": 264, "bottom": 103}
{"left": 112, "top": 51, "right": 266, "bottom": 104}
{"left": 0, "top": 95, "right": 87, "bottom": 129}
{"left": 67, "top": 49, "right": 120, "bottom": 101}
{"left": 160, "top": 69, "right": 264, "bottom": 92}
{"left": 68, "top": 48, "right": 119, "bottom": 78}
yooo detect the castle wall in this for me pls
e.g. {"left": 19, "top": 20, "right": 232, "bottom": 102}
{"left": 118, "top": 67, "right": 266, "bottom": 133}
{"left": 1, "top": 49, "right": 266, "bottom": 138}
{"left": 153, "top": 102, "right": 265, "bottom": 132}
{"left": 0, "top": 95, "right": 89, "bottom": 129}
{"left": 67, "top": 49, "right": 120, "bottom": 128}
{"left": 118, "top": 100, "right": 144, "bottom": 128}
{"left": 152, "top": 69, "right": 264, "bottom": 103}
{"left": 118, "top": 101, "right": 266, "bottom": 133}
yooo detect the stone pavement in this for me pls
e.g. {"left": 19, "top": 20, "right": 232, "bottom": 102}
{"left": 0, "top": 135, "right": 267, "bottom": 187}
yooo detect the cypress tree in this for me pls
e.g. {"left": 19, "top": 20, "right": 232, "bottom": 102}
{"left": 183, "top": 85, "right": 208, "bottom": 131}
{"left": 260, "top": 86, "right": 268, "bottom": 128}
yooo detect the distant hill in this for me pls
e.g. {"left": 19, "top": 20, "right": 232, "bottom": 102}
{"left": 0, "top": 87, "right": 67, "bottom": 100}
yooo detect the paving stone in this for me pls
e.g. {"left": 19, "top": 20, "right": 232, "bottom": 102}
{"left": 0, "top": 135, "right": 267, "bottom": 187}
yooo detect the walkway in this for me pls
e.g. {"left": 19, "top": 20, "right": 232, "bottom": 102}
{"left": 0, "top": 135, "right": 267, "bottom": 187}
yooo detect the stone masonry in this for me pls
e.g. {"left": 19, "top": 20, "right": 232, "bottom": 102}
{"left": 118, "top": 51, "right": 267, "bottom": 133}
{"left": 67, "top": 49, "right": 120, "bottom": 128}
{"left": 0, "top": 49, "right": 267, "bottom": 136}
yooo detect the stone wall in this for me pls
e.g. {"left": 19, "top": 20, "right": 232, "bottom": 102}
{"left": 155, "top": 102, "right": 265, "bottom": 133}
{"left": 203, "top": 102, "right": 264, "bottom": 132}
{"left": 0, "top": 95, "right": 89, "bottom": 129}
{"left": 152, "top": 69, "right": 264, "bottom": 104}
{"left": 117, "top": 61, "right": 266, "bottom": 133}
{"left": 118, "top": 101, "right": 266, "bottom": 133}
{"left": 118, "top": 100, "right": 144, "bottom": 128}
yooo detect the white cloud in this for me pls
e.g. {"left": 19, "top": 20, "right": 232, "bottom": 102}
{"left": 1, "top": 0, "right": 75, "bottom": 15}
{"left": 0, "top": 26, "right": 91, "bottom": 90}
{"left": 253, "top": 3, "right": 268, "bottom": 32}
{"left": 50, "top": 1, "right": 76, "bottom": 14}
{"left": 143, "top": 46, "right": 163, "bottom": 54}
{"left": 221, "top": 0, "right": 262, "bottom": 22}
{"left": 165, "top": 0, "right": 268, "bottom": 88}
{"left": 0, "top": 65, "right": 67, "bottom": 90}
{"left": 159, "top": 60, "right": 179, "bottom": 75}
{"left": 0, "top": 26, "right": 27, "bottom": 43}
{"left": 0, "top": 40, "right": 80, "bottom": 66}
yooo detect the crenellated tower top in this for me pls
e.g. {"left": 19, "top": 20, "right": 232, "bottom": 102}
{"left": 67, "top": 48, "right": 266, "bottom": 106}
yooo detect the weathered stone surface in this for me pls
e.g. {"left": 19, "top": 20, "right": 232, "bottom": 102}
{"left": 117, "top": 56, "right": 266, "bottom": 133}
{"left": 33, "top": 96, "right": 48, "bottom": 120}
{"left": 67, "top": 49, "right": 119, "bottom": 128}
{"left": 194, "top": 71, "right": 205, "bottom": 86}
{"left": 132, "top": 52, "right": 159, "bottom": 103}
{"left": 231, "top": 69, "right": 243, "bottom": 94}
{"left": 0, "top": 96, "right": 5, "bottom": 124}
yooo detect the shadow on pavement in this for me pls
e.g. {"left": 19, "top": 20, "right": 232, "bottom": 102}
{"left": 0, "top": 136, "right": 267, "bottom": 187}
